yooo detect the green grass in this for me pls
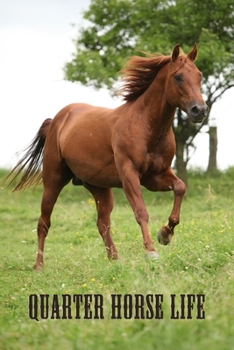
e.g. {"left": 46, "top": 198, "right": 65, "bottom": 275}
{"left": 0, "top": 168, "right": 234, "bottom": 350}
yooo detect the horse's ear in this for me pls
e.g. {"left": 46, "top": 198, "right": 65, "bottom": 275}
{"left": 171, "top": 44, "right": 180, "bottom": 62}
{"left": 187, "top": 43, "right": 198, "bottom": 62}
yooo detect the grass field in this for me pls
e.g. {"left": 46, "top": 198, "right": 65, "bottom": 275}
{"left": 0, "top": 168, "right": 234, "bottom": 350}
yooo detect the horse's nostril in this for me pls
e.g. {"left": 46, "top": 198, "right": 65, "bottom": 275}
{"left": 191, "top": 106, "right": 199, "bottom": 116}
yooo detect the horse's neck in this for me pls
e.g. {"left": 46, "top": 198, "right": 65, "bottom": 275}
{"left": 139, "top": 77, "right": 176, "bottom": 140}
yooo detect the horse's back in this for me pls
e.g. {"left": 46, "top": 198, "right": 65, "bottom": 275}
{"left": 52, "top": 102, "right": 111, "bottom": 125}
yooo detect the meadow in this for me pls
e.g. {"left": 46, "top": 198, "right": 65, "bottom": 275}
{"left": 0, "top": 168, "right": 234, "bottom": 350}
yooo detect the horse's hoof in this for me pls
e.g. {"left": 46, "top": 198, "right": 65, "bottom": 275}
{"left": 157, "top": 226, "right": 172, "bottom": 245}
{"left": 33, "top": 262, "right": 44, "bottom": 271}
{"left": 145, "top": 251, "right": 159, "bottom": 260}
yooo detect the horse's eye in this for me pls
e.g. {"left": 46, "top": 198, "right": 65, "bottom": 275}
{"left": 174, "top": 74, "right": 183, "bottom": 82}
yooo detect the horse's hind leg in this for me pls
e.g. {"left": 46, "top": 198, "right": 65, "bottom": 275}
{"left": 84, "top": 183, "right": 118, "bottom": 259}
{"left": 34, "top": 168, "right": 72, "bottom": 270}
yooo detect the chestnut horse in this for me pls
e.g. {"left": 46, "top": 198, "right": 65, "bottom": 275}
{"left": 4, "top": 44, "right": 207, "bottom": 269}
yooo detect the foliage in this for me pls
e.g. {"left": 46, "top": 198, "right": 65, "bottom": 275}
{"left": 64, "top": 0, "right": 234, "bottom": 177}
{"left": 65, "top": 0, "right": 234, "bottom": 92}
{"left": 1, "top": 168, "right": 234, "bottom": 349}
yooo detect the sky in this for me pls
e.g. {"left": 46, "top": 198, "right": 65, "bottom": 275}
{"left": 0, "top": 0, "right": 233, "bottom": 170}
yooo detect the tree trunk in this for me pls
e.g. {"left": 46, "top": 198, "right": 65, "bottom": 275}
{"left": 175, "top": 138, "right": 188, "bottom": 186}
{"left": 207, "top": 126, "right": 218, "bottom": 173}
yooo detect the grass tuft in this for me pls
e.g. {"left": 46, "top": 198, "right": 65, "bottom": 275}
{"left": 0, "top": 168, "right": 234, "bottom": 349}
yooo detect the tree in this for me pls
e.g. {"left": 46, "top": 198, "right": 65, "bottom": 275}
{"left": 207, "top": 126, "right": 218, "bottom": 173}
{"left": 65, "top": 0, "right": 234, "bottom": 183}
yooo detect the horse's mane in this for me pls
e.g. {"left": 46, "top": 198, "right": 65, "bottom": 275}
{"left": 119, "top": 54, "right": 173, "bottom": 102}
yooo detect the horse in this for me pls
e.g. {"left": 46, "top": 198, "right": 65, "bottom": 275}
{"left": 3, "top": 44, "right": 208, "bottom": 270}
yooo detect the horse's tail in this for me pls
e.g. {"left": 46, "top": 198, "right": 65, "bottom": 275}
{"left": 2, "top": 118, "right": 53, "bottom": 191}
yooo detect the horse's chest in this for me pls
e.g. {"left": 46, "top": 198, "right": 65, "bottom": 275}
{"left": 145, "top": 134, "right": 175, "bottom": 171}
{"left": 144, "top": 154, "right": 164, "bottom": 173}
{"left": 143, "top": 150, "right": 173, "bottom": 174}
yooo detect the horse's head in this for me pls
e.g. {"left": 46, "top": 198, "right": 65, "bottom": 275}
{"left": 166, "top": 44, "right": 208, "bottom": 123}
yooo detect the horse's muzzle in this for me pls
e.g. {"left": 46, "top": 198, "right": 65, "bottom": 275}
{"left": 188, "top": 103, "right": 208, "bottom": 123}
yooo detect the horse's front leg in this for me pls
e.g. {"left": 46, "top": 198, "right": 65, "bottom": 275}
{"left": 120, "top": 166, "right": 159, "bottom": 259}
{"left": 157, "top": 176, "right": 186, "bottom": 245}
{"left": 145, "top": 168, "right": 186, "bottom": 245}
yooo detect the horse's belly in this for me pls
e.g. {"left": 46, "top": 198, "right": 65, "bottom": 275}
{"left": 66, "top": 157, "right": 122, "bottom": 188}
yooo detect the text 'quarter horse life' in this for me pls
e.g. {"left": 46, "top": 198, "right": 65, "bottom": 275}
{"left": 3, "top": 44, "right": 208, "bottom": 269}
